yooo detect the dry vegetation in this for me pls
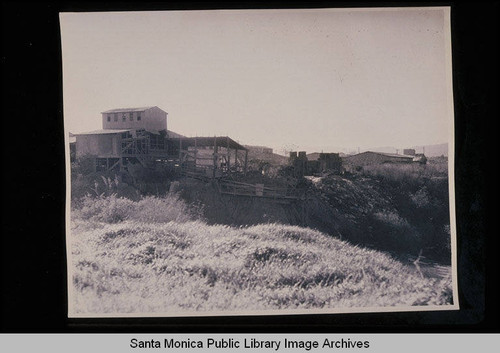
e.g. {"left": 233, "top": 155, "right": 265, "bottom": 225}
{"left": 359, "top": 160, "right": 448, "bottom": 183}
{"left": 70, "top": 194, "right": 452, "bottom": 315}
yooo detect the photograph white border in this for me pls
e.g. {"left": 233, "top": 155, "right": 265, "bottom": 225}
{"left": 62, "top": 6, "right": 459, "bottom": 318}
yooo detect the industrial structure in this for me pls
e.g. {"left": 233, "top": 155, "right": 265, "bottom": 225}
{"left": 73, "top": 106, "right": 249, "bottom": 177}
{"left": 72, "top": 106, "right": 425, "bottom": 202}
{"left": 288, "top": 151, "right": 342, "bottom": 177}
{"left": 286, "top": 149, "right": 427, "bottom": 176}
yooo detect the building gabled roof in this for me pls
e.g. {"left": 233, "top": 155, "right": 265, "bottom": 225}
{"left": 374, "top": 152, "right": 414, "bottom": 159}
{"left": 171, "top": 136, "right": 247, "bottom": 151}
{"left": 344, "top": 151, "right": 414, "bottom": 159}
{"left": 101, "top": 106, "right": 156, "bottom": 114}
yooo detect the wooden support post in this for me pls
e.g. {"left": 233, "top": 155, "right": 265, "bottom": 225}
{"left": 194, "top": 137, "right": 198, "bottom": 169}
{"left": 235, "top": 149, "right": 238, "bottom": 171}
{"left": 213, "top": 136, "right": 218, "bottom": 178}
{"left": 244, "top": 149, "right": 248, "bottom": 176}
{"left": 226, "top": 136, "right": 230, "bottom": 172}
{"left": 179, "top": 138, "right": 182, "bottom": 168}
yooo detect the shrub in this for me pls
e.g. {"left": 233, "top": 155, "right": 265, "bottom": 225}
{"left": 360, "top": 162, "right": 447, "bottom": 185}
{"left": 72, "top": 194, "right": 203, "bottom": 224}
{"left": 72, "top": 155, "right": 97, "bottom": 176}
{"left": 369, "top": 210, "right": 420, "bottom": 252}
{"left": 374, "top": 211, "right": 411, "bottom": 228}
{"left": 410, "top": 187, "right": 431, "bottom": 208}
{"left": 74, "top": 194, "right": 135, "bottom": 223}
{"left": 134, "top": 195, "right": 203, "bottom": 223}
{"left": 361, "top": 164, "right": 424, "bottom": 183}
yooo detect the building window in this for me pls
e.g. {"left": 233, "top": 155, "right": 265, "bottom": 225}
{"left": 122, "top": 114, "right": 126, "bottom": 122}
{"left": 114, "top": 114, "right": 118, "bottom": 122}
{"left": 107, "top": 115, "right": 111, "bottom": 122}
{"left": 137, "top": 113, "right": 141, "bottom": 121}
{"left": 129, "top": 112, "right": 133, "bottom": 121}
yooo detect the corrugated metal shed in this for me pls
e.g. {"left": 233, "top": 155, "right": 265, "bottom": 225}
{"left": 344, "top": 151, "right": 414, "bottom": 159}
{"left": 343, "top": 151, "right": 414, "bottom": 166}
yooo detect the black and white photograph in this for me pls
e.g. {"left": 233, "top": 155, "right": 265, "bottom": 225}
{"left": 60, "top": 7, "right": 458, "bottom": 317}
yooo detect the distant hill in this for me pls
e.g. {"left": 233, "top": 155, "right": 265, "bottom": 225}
{"left": 367, "top": 146, "right": 399, "bottom": 154}
{"left": 368, "top": 143, "right": 448, "bottom": 157}
{"left": 306, "top": 152, "right": 321, "bottom": 160}
{"left": 411, "top": 143, "right": 448, "bottom": 157}
{"left": 306, "top": 152, "right": 346, "bottom": 160}
{"left": 245, "top": 145, "right": 288, "bottom": 166}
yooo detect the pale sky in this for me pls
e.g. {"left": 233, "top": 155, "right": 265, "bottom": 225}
{"left": 60, "top": 8, "right": 452, "bottom": 154}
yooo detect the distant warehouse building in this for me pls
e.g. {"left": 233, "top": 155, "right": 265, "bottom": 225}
{"left": 342, "top": 151, "right": 414, "bottom": 171}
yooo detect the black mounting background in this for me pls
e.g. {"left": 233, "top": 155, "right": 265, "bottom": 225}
{"left": 1, "top": 1, "right": 498, "bottom": 333}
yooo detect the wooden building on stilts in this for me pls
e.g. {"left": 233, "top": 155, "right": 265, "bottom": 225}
{"left": 73, "top": 106, "right": 248, "bottom": 177}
